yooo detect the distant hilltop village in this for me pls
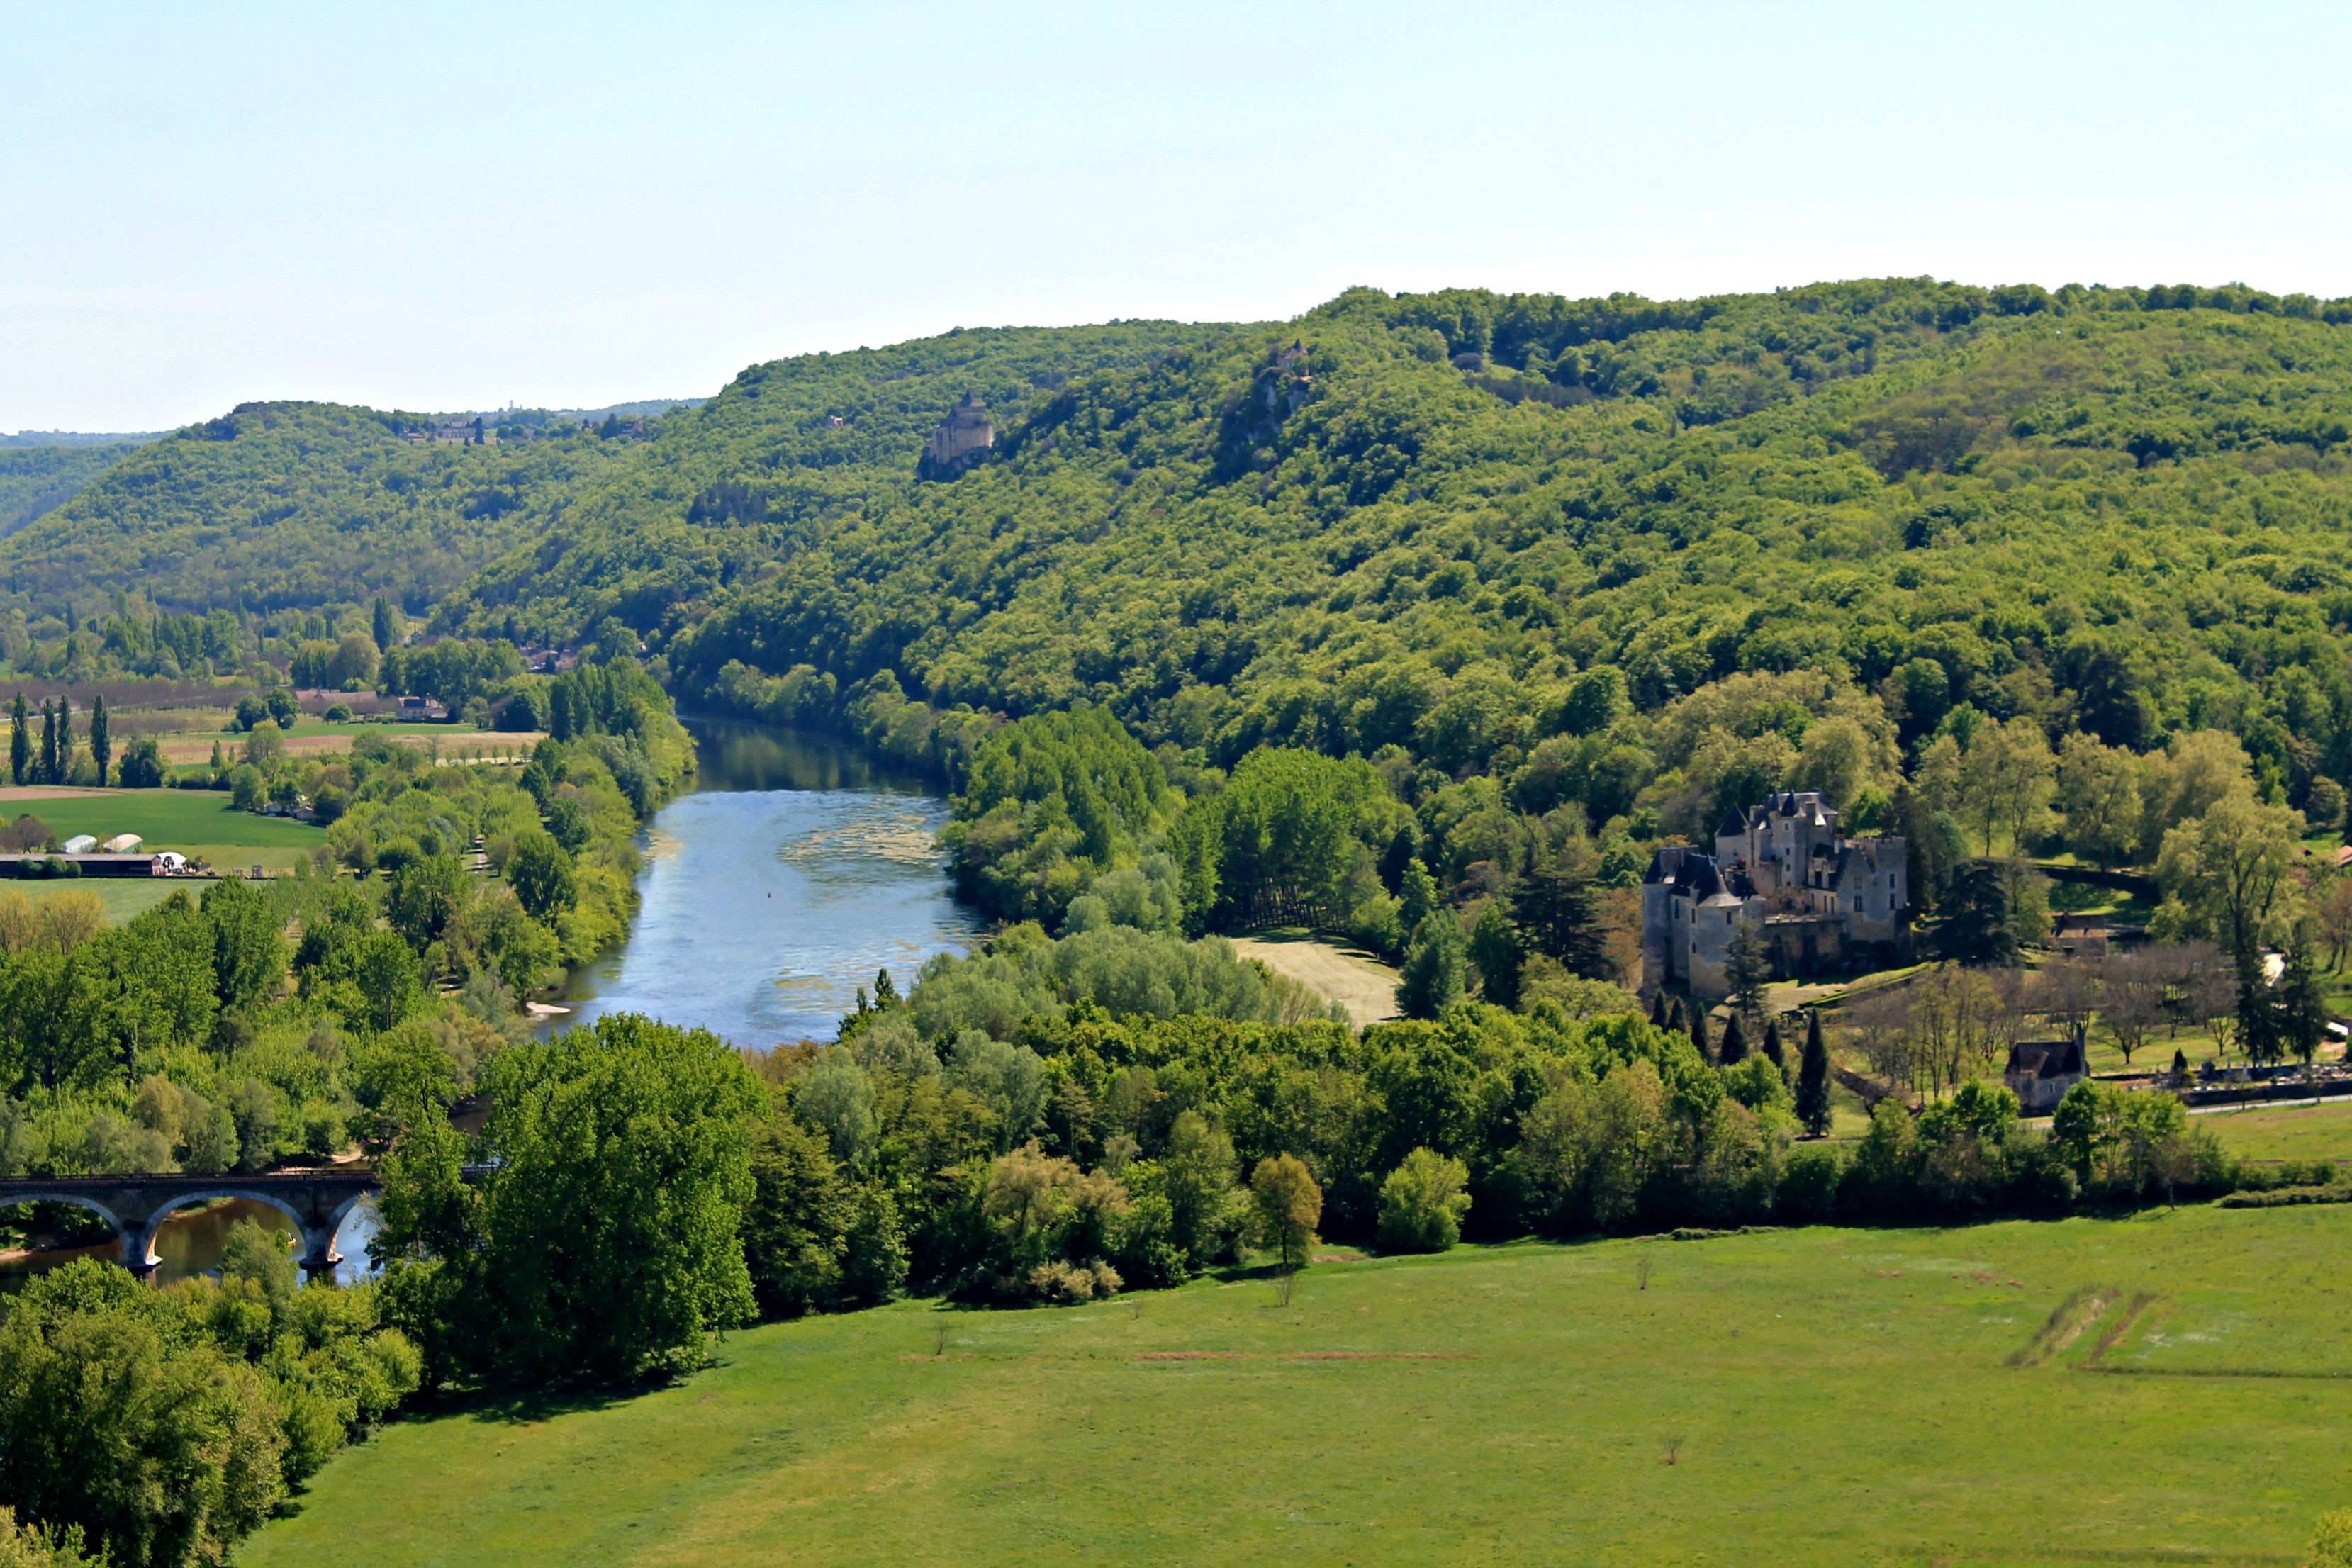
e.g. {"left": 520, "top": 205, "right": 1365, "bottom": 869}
{"left": 918, "top": 393, "right": 994, "bottom": 481}
{"left": 1642, "top": 790, "right": 1910, "bottom": 999}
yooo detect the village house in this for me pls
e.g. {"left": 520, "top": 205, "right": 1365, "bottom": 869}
{"left": 1642, "top": 790, "right": 1910, "bottom": 997}
{"left": 2004, "top": 1035, "right": 2089, "bottom": 1113}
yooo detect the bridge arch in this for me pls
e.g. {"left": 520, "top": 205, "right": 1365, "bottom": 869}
{"left": 138, "top": 1189, "right": 314, "bottom": 1272}
{"left": 0, "top": 1175, "right": 381, "bottom": 1281}
{"left": 0, "top": 1192, "right": 128, "bottom": 1252}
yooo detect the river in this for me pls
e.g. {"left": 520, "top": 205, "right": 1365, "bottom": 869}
{"left": 540, "top": 717, "right": 985, "bottom": 1047}
{"left": 1, "top": 717, "right": 983, "bottom": 1287}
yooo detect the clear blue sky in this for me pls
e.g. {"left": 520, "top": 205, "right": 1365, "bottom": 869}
{"left": 3, "top": 2, "right": 2347, "bottom": 432}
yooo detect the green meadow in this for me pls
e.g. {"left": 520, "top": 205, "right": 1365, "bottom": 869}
{"left": 8, "top": 787, "right": 325, "bottom": 858}
{"left": 250, "top": 1203, "right": 2352, "bottom": 1568}
{"left": 2202, "top": 1100, "right": 2352, "bottom": 1170}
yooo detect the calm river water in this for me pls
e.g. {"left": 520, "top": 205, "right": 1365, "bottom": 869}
{"left": 541, "top": 717, "right": 985, "bottom": 1046}
{"left": 1, "top": 717, "right": 980, "bottom": 1287}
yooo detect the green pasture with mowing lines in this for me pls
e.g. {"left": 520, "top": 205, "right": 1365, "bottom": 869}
{"left": 249, "top": 1205, "right": 2352, "bottom": 1568}
{"left": 5, "top": 788, "right": 325, "bottom": 850}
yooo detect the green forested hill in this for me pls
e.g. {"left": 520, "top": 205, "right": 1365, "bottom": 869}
{"left": 449, "top": 320, "right": 1231, "bottom": 637}
{"left": 0, "top": 401, "right": 653, "bottom": 611}
{"left": 4, "top": 324, "right": 1220, "bottom": 618}
{"left": 26, "top": 280, "right": 2352, "bottom": 846}
{"left": 421, "top": 280, "right": 2352, "bottom": 811}
{"left": 0, "top": 442, "right": 143, "bottom": 538}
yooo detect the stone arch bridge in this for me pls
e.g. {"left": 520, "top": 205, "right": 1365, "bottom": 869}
{"left": 0, "top": 1170, "right": 380, "bottom": 1280}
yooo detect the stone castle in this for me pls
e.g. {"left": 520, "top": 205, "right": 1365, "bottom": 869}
{"left": 918, "top": 392, "right": 994, "bottom": 480}
{"left": 1642, "top": 790, "right": 1910, "bottom": 999}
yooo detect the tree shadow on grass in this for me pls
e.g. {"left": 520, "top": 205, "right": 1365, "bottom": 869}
{"left": 392, "top": 1378, "right": 661, "bottom": 1430}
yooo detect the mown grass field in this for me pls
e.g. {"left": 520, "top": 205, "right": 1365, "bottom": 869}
{"left": 2202, "top": 1099, "right": 2352, "bottom": 1168}
{"left": 4, "top": 877, "right": 186, "bottom": 923}
{"left": 250, "top": 1203, "right": 2352, "bottom": 1568}
{"left": 4, "top": 788, "right": 325, "bottom": 851}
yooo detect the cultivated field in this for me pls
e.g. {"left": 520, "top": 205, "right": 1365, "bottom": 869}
{"left": 136, "top": 710, "right": 542, "bottom": 767}
{"left": 249, "top": 1203, "right": 2352, "bottom": 1567}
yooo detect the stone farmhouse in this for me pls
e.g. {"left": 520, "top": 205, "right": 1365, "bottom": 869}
{"left": 1642, "top": 790, "right": 1910, "bottom": 998}
{"left": 2003, "top": 1035, "right": 2089, "bottom": 1114}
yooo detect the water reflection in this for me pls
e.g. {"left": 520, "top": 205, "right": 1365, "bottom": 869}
{"left": 0, "top": 1197, "right": 381, "bottom": 1288}
{"left": 542, "top": 719, "right": 985, "bottom": 1048}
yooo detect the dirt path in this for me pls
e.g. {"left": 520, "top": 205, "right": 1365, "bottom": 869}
{"left": 1229, "top": 933, "right": 1401, "bottom": 1029}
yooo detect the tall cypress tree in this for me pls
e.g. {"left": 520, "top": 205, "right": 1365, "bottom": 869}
{"left": 1719, "top": 1012, "right": 1747, "bottom": 1065}
{"left": 371, "top": 595, "right": 396, "bottom": 654}
{"left": 6, "top": 694, "right": 26, "bottom": 787}
{"left": 1688, "top": 1004, "right": 1711, "bottom": 1060}
{"left": 1762, "top": 1019, "right": 1784, "bottom": 1070}
{"left": 1664, "top": 997, "right": 1686, "bottom": 1036}
{"left": 55, "top": 697, "right": 73, "bottom": 783}
{"left": 38, "top": 700, "right": 56, "bottom": 785}
{"left": 1648, "top": 990, "right": 1669, "bottom": 1029}
{"left": 88, "top": 695, "right": 110, "bottom": 788}
{"left": 1796, "top": 1011, "right": 1832, "bottom": 1137}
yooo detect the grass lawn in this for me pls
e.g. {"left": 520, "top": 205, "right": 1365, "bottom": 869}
{"left": 247, "top": 1204, "right": 2352, "bottom": 1568}
{"left": 2200, "top": 1099, "right": 2352, "bottom": 1167}
{"left": 4, "top": 789, "right": 325, "bottom": 851}
{"left": 3, "top": 878, "right": 189, "bottom": 923}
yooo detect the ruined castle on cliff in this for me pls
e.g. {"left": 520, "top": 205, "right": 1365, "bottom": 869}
{"left": 917, "top": 393, "right": 995, "bottom": 481}
{"left": 1642, "top": 790, "right": 1910, "bottom": 999}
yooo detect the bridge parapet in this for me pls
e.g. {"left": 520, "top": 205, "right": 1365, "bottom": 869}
{"left": 0, "top": 1170, "right": 381, "bottom": 1280}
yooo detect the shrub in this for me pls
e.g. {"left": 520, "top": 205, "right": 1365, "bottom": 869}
{"left": 1779, "top": 1143, "right": 1843, "bottom": 1223}
{"left": 2308, "top": 1506, "right": 2352, "bottom": 1567}
{"left": 1026, "top": 1260, "right": 1122, "bottom": 1304}
{"left": 1377, "top": 1147, "right": 1472, "bottom": 1252}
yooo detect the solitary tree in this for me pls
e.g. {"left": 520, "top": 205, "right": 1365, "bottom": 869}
{"left": 54, "top": 698, "right": 72, "bottom": 783}
{"left": 1795, "top": 1011, "right": 1832, "bottom": 1136}
{"left": 372, "top": 595, "right": 397, "bottom": 653}
{"left": 1761, "top": 1019, "right": 1785, "bottom": 1070}
{"left": 1688, "top": 1005, "right": 1711, "bottom": 1060}
{"left": 1249, "top": 1154, "right": 1323, "bottom": 1273}
{"left": 37, "top": 700, "right": 56, "bottom": 785}
{"left": 1718, "top": 1012, "right": 1748, "bottom": 1065}
{"left": 7, "top": 693, "right": 26, "bottom": 785}
{"left": 1648, "top": 991, "right": 1669, "bottom": 1029}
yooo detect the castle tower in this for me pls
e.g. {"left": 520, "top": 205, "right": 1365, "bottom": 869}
{"left": 919, "top": 392, "right": 995, "bottom": 480}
